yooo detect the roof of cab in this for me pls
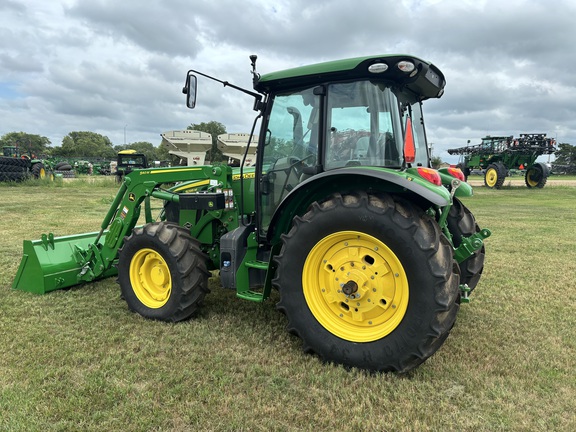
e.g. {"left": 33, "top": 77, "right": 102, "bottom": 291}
{"left": 254, "top": 54, "right": 446, "bottom": 101}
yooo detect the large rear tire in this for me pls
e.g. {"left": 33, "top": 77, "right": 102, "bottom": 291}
{"left": 31, "top": 162, "right": 46, "bottom": 179}
{"left": 117, "top": 222, "right": 210, "bottom": 322}
{"left": 274, "top": 192, "right": 460, "bottom": 372}
{"left": 484, "top": 162, "right": 506, "bottom": 189}
{"left": 446, "top": 198, "right": 485, "bottom": 291}
{"left": 525, "top": 162, "right": 549, "bottom": 188}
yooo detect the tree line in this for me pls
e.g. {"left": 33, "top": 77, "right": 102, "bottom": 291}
{"left": 0, "top": 121, "right": 228, "bottom": 164}
{"left": 3, "top": 127, "right": 576, "bottom": 170}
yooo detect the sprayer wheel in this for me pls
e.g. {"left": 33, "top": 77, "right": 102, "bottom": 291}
{"left": 484, "top": 163, "right": 506, "bottom": 189}
{"left": 525, "top": 163, "right": 549, "bottom": 188}
{"left": 117, "top": 222, "right": 210, "bottom": 322}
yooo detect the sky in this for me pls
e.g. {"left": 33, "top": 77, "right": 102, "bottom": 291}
{"left": 1, "top": 0, "right": 574, "bottom": 163}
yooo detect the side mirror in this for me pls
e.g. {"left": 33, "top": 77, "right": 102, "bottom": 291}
{"left": 183, "top": 74, "right": 197, "bottom": 109}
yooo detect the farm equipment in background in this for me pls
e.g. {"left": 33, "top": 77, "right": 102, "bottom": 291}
{"left": 217, "top": 133, "right": 258, "bottom": 167}
{"left": 74, "top": 160, "right": 94, "bottom": 175}
{"left": 0, "top": 145, "right": 53, "bottom": 182}
{"left": 12, "top": 54, "right": 491, "bottom": 373}
{"left": 52, "top": 161, "right": 76, "bottom": 178}
{"left": 115, "top": 150, "right": 148, "bottom": 182}
{"left": 160, "top": 130, "right": 213, "bottom": 166}
{"left": 448, "top": 133, "right": 556, "bottom": 189}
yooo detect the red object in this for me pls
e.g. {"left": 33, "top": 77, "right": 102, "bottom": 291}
{"left": 447, "top": 167, "right": 465, "bottom": 181}
{"left": 404, "top": 117, "right": 415, "bottom": 163}
{"left": 417, "top": 167, "right": 441, "bottom": 186}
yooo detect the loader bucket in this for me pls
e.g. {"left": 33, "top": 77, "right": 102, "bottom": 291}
{"left": 12, "top": 231, "right": 118, "bottom": 294}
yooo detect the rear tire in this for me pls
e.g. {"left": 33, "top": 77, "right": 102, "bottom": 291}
{"left": 31, "top": 162, "right": 46, "bottom": 179}
{"left": 274, "top": 192, "right": 460, "bottom": 372}
{"left": 525, "top": 163, "right": 549, "bottom": 188}
{"left": 484, "top": 162, "right": 506, "bottom": 189}
{"left": 118, "top": 222, "right": 210, "bottom": 322}
{"left": 0, "top": 169, "right": 27, "bottom": 182}
{"left": 446, "top": 198, "right": 485, "bottom": 291}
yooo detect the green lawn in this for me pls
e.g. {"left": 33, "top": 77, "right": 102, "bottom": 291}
{"left": 1, "top": 178, "right": 575, "bottom": 431}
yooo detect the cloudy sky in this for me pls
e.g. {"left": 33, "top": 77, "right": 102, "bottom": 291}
{"left": 1, "top": 0, "right": 574, "bottom": 163}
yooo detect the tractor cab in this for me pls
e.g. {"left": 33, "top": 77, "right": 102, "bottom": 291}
{"left": 115, "top": 150, "right": 148, "bottom": 181}
{"left": 185, "top": 55, "right": 448, "bottom": 239}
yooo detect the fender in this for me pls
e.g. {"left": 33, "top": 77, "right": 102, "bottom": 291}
{"left": 267, "top": 166, "right": 451, "bottom": 243}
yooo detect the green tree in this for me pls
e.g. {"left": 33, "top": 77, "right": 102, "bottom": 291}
{"left": 554, "top": 143, "right": 576, "bottom": 166}
{"left": 156, "top": 143, "right": 170, "bottom": 161}
{"left": 431, "top": 155, "right": 443, "bottom": 169}
{"left": 187, "top": 121, "right": 226, "bottom": 162}
{"left": 0, "top": 132, "right": 51, "bottom": 157}
{"left": 52, "top": 131, "right": 116, "bottom": 158}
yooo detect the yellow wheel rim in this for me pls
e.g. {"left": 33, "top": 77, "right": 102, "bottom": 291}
{"left": 485, "top": 168, "right": 498, "bottom": 187}
{"left": 302, "top": 231, "right": 409, "bottom": 343}
{"left": 129, "top": 248, "right": 172, "bottom": 308}
{"left": 526, "top": 169, "right": 539, "bottom": 187}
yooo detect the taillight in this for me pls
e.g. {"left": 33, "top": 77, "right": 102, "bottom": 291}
{"left": 447, "top": 167, "right": 465, "bottom": 181}
{"left": 417, "top": 167, "right": 442, "bottom": 186}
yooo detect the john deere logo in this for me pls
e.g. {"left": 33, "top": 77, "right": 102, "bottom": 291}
{"left": 128, "top": 193, "right": 136, "bottom": 201}
{"left": 208, "top": 201, "right": 214, "bottom": 208}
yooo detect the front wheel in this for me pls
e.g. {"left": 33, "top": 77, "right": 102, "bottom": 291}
{"left": 117, "top": 222, "right": 210, "bottom": 322}
{"left": 446, "top": 198, "right": 485, "bottom": 291}
{"left": 274, "top": 192, "right": 460, "bottom": 372}
{"left": 484, "top": 162, "right": 507, "bottom": 189}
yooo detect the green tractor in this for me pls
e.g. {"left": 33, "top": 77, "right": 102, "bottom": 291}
{"left": 115, "top": 150, "right": 148, "bottom": 182}
{"left": 12, "top": 54, "right": 490, "bottom": 372}
{"left": 0, "top": 146, "right": 53, "bottom": 182}
{"left": 448, "top": 134, "right": 556, "bottom": 189}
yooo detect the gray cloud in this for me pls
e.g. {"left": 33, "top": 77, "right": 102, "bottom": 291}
{"left": 0, "top": 0, "right": 574, "bottom": 162}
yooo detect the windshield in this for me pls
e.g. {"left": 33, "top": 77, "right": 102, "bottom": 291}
{"left": 257, "top": 80, "right": 431, "bottom": 233}
{"left": 324, "top": 81, "right": 403, "bottom": 170}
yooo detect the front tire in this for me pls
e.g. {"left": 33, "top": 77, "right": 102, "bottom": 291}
{"left": 117, "top": 222, "right": 210, "bottom": 322}
{"left": 484, "top": 162, "right": 507, "bottom": 189}
{"left": 274, "top": 192, "right": 460, "bottom": 372}
{"left": 446, "top": 198, "right": 485, "bottom": 291}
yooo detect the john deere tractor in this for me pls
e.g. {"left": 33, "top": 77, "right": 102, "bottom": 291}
{"left": 13, "top": 54, "right": 490, "bottom": 372}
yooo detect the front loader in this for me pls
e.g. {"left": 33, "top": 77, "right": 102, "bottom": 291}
{"left": 13, "top": 54, "right": 490, "bottom": 372}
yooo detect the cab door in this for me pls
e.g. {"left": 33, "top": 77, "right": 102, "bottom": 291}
{"left": 257, "top": 86, "right": 321, "bottom": 235}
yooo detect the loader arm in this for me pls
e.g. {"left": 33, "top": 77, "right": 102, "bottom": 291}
{"left": 13, "top": 165, "right": 230, "bottom": 294}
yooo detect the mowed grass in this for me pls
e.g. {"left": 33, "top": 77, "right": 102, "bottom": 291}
{"left": 1, "top": 178, "right": 575, "bottom": 431}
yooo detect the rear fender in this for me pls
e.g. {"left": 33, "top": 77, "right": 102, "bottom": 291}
{"left": 267, "top": 167, "right": 451, "bottom": 244}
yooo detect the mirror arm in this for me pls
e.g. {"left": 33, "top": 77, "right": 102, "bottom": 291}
{"left": 183, "top": 69, "right": 264, "bottom": 111}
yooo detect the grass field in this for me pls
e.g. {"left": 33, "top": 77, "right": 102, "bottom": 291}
{"left": 1, "top": 178, "right": 575, "bottom": 431}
